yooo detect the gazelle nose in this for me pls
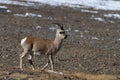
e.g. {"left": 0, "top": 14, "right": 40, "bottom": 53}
{"left": 64, "top": 35, "right": 67, "bottom": 39}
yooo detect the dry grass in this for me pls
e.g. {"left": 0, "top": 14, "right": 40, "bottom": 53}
{"left": 10, "top": 73, "right": 28, "bottom": 79}
{"left": 1, "top": 68, "right": 120, "bottom": 80}
{"left": 73, "top": 72, "right": 120, "bottom": 80}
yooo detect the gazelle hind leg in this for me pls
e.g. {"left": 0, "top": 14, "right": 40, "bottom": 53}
{"left": 41, "top": 63, "right": 48, "bottom": 71}
{"left": 28, "top": 53, "right": 35, "bottom": 70}
{"left": 20, "top": 50, "right": 28, "bottom": 70}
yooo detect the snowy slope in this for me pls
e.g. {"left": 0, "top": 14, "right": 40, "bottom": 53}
{"left": 27, "top": 0, "right": 120, "bottom": 10}
{"left": 0, "top": 0, "right": 120, "bottom": 10}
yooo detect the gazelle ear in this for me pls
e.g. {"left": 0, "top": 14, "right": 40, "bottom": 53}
{"left": 53, "top": 23, "right": 64, "bottom": 30}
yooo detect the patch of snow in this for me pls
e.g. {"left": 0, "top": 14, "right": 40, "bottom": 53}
{"left": 90, "top": 15, "right": 105, "bottom": 22}
{"left": 6, "top": 10, "right": 12, "bottom": 13}
{"left": 84, "top": 30, "right": 89, "bottom": 33}
{"left": 14, "top": 13, "right": 42, "bottom": 18}
{"left": 38, "top": 15, "right": 42, "bottom": 17}
{"left": 91, "top": 37, "right": 99, "bottom": 40}
{"left": 0, "top": 0, "right": 35, "bottom": 7}
{"left": 94, "top": 17, "right": 105, "bottom": 22}
{"left": 80, "top": 32, "right": 84, "bottom": 38}
{"left": 49, "top": 27, "right": 56, "bottom": 31}
{"left": 0, "top": 5, "right": 7, "bottom": 9}
{"left": 47, "top": 70, "right": 64, "bottom": 75}
{"left": 117, "top": 38, "right": 120, "bottom": 41}
{"left": 66, "top": 27, "right": 71, "bottom": 32}
{"left": 74, "top": 30, "right": 79, "bottom": 32}
{"left": 101, "top": 38, "right": 104, "bottom": 41}
{"left": 93, "top": 17, "right": 105, "bottom": 22}
{"left": 14, "top": 14, "right": 26, "bottom": 17}
{"left": 81, "top": 9, "right": 98, "bottom": 14}
{"left": 48, "top": 17, "right": 53, "bottom": 20}
{"left": 25, "top": 13, "right": 42, "bottom": 17}
{"left": 109, "top": 21, "right": 114, "bottom": 23}
{"left": 104, "top": 14, "right": 120, "bottom": 19}
{"left": 65, "top": 27, "right": 71, "bottom": 35}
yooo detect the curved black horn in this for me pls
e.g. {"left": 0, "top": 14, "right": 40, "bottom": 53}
{"left": 53, "top": 23, "right": 64, "bottom": 30}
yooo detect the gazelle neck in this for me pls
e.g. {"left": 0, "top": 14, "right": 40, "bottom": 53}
{"left": 54, "top": 35, "right": 63, "bottom": 49}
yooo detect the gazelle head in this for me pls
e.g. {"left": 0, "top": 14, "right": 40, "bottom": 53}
{"left": 54, "top": 23, "right": 67, "bottom": 40}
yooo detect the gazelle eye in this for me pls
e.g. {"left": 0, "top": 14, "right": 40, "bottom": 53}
{"left": 60, "top": 32, "right": 62, "bottom": 34}
{"left": 60, "top": 32, "right": 65, "bottom": 34}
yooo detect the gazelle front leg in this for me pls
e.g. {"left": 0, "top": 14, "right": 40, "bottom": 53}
{"left": 49, "top": 55, "right": 54, "bottom": 71}
{"left": 41, "top": 55, "right": 54, "bottom": 71}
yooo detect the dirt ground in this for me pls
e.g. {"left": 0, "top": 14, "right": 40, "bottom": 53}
{"left": 0, "top": 1, "right": 120, "bottom": 80}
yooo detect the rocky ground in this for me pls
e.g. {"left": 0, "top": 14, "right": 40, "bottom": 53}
{"left": 0, "top": 1, "right": 120, "bottom": 80}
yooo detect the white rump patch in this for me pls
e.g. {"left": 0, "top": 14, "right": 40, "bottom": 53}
{"left": 21, "top": 37, "right": 27, "bottom": 45}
